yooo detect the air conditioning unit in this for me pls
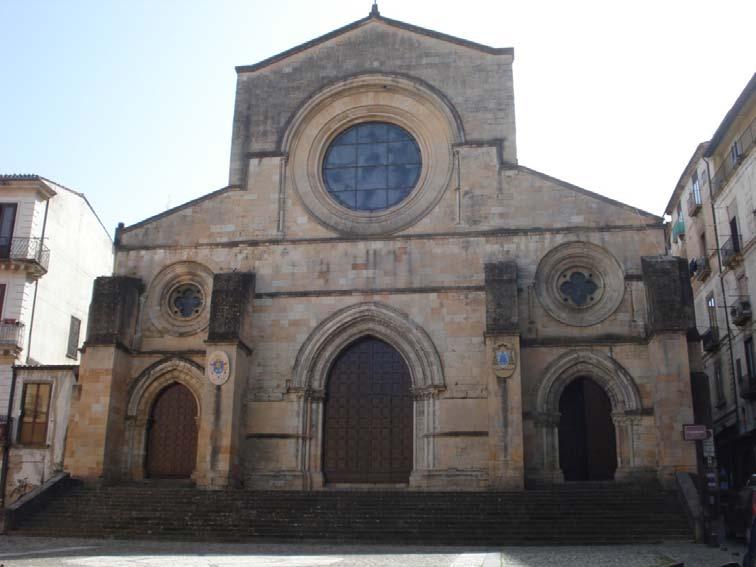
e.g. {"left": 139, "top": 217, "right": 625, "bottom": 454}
{"left": 731, "top": 299, "right": 753, "bottom": 326}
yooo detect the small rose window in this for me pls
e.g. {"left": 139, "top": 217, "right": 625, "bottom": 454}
{"left": 558, "top": 270, "right": 600, "bottom": 307}
{"left": 168, "top": 283, "right": 204, "bottom": 319}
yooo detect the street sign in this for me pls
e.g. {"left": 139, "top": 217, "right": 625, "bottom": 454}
{"left": 683, "top": 424, "right": 708, "bottom": 441}
{"left": 703, "top": 436, "right": 716, "bottom": 458}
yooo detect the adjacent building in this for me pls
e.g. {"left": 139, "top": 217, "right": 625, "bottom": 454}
{"left": 665, "top": 73, "right": 755, "bottom": 490}
{"left": 64, "top": 8, "right": 698, "bottom": 491}
{"left": 0, "top": 175, "right": 113, "bottom": 502}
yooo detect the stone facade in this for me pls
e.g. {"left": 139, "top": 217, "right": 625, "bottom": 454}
{"left": 65, "top": 9, "right": 697, "bottom": 490}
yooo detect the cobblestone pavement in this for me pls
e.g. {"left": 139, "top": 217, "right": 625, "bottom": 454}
{"left": 0, "top": 536, "right": 747, "bottom": 567}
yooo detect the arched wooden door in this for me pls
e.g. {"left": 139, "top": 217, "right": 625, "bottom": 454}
{"left": 323, "top": 337, "right": 413, "bottom": 484}
{"left": 558, "top": 377, "right": 617, "bottom": 481}
{"left": 145, "top": 383, "right": 198, "bottom": 479}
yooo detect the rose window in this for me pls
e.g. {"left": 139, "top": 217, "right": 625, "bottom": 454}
{"left": 559, "top": 271, "right": 599, "bottom": 307}
{"left": 169, "top": 283, "right": 204, "bottom": 319}
{"left": 322, "top": 122, "right": 421, "bottom": 212}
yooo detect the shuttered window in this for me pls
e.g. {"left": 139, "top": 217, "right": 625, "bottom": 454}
{"left": 18, "top": 383, "right": 51, "bottom": 445}
{"left": 66, "top": 316, "right": 81, "bottom": 359}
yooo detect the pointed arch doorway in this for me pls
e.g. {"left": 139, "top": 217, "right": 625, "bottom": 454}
{"left": 145, "top": 382, "right": 199, "bottom": 479}
{"left": 322, "top": 336, "right": 413, "bottom": 484}
{"left": 558, "top": 377, "right": 617, "bottom": 481}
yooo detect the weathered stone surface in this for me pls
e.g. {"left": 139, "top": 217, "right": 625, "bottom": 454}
{"left": 85, "top": 276, "right": 143, "bottom": 346}
{"left": 485, "top": 262, "right": 518, "bottom": 333}
{"left": 207, "top": 272, "right": 256, "bottom": 344}
{"left": 641, "top": 256, "right": 695, "bottom": 334}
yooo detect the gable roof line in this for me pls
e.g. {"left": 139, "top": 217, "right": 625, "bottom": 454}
{"left": 704, "top": 72, "right": 756, "bottom": 158}
{"left": 120, "top": 184, "right": 243, "bottom": 234}
{"left": 0, "top": 174, "right": 112, "bottom": 241}
{"left": 235, "top": 12, "right": 513, "bottom": 74}
{"left": 664, "top": 142, "right": 708, "bottom": 216}
{"left": 517, "top": 165, "right": 662, "bottom": 222}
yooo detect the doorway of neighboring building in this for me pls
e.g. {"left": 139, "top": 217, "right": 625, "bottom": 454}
{"left": 558, "top": 377, "right": 617, "bottom": 481}
{"left": 145, "top": 382, "right": 198, "bottom": 479}
{"left": 323, "top": 336, "right": 413, "bottom": 484}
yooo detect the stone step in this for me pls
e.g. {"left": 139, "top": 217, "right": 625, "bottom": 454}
{"left": 11, "top": 484, "right": 693, "bottom": 545}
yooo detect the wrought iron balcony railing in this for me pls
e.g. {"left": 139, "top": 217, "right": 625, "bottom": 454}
{"left": 701, "top": 326, "right": 720, "bottom": 352}
{"left": 711, "top": 117, "right": 755, "bottom": 196}
{"left": 0, "top": 321, "right": 24, "bottom": 350}
{"left": 0, "top": 237, "right": 50, "bottom": 273}
{"left": 671, "top": 218, "right": 685, "bottom": 241}
{"left": 689, "top": 255, "right": 711, "bottom": 280}
{"left": 687, "top": 190, "right": 702, "bottom": 216}
{"left": 721, "top": 235, "right": 742, "bottom": 268}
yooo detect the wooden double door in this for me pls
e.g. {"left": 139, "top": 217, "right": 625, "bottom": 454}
{"left": 323, "top": 337, "right": 413, "bottom": 484}
{"left": 558, "top": 377, "right": 617, "bottom": 481}
{"left": 145, "top": 383, "right": 198, "bottom": 479}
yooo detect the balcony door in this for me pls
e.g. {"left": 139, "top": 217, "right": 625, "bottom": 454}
{"left": 0, "top": 204, "right": 17, "bottom": 259}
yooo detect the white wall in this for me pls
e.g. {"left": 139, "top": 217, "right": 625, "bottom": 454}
{"left": 28, "top": 183, "right": 113, "bottom": 364}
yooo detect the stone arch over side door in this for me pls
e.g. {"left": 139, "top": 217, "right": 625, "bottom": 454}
{"left": 529, "top": 350, "right": 644, "bottom": 485}
{"left": 124, "top": 357, "right": 206, "bottom": 482}
{"left": 290, "top": 302, "right": 446, "bottom": 489}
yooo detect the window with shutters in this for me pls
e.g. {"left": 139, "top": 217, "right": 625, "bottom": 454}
{"left": 66, "top": 316, "right": 81, "bottom": 359}
{"left": 18, "top": 382, "right": 51, "bottom": 446}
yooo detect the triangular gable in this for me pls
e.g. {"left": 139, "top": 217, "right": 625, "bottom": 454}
{"left": 235, "top": 9, "right": 513, "bottom": 74}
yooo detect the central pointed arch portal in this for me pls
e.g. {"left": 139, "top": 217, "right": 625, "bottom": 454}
{"left": 291, "top": 302, "right": 446, "bottom": 489}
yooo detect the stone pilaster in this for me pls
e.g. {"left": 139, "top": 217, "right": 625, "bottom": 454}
{"left": 198, "top": 272, "right": 255, "bottom": 489}
{"left": 64, "top": 276, "right": 143, "bottom": 482}
{"left": 484, "top": 261, "right": 524, "bottom": 489}
{"left": 642, "top": 256, "right": 697, "bottom": 486}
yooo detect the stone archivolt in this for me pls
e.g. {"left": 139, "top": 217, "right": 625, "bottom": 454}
{"left": 291, "top": 301, "right": 446, "bottom": 397}
{"left": 284, "top": 74, "right": 460, "bottom": 236}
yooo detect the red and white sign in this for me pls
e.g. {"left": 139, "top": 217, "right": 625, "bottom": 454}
{"left": 683, "top": 424, "right": 709, "bottom": 441}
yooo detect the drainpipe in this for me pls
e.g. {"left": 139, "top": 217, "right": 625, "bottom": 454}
{"left": 25, "top": 199, "right": 50, "bottom": 365}
{"left": 704, "top": 158, "right": 740, "bottom": 442}
{"left": 1, "top": 366, "right": 19, "bottom": 508}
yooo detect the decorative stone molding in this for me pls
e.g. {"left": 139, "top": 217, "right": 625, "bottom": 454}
{"left": 536, "top": 350, "right": 642, "bottom": 415}
{"left": 285, "top": 301, "right": 446, "bottom": 488}
{"left": 124, "top": 356, "right": 205, "bottom": 481}
{"left": 283, "top": 74, "right": 461, "bottom": 236}
{"left": 291, "top": 301, "right": 446, "bottom": 394}
{"left": 535, "top": 241, "right": 624, "bottom": 327}
{"left": 143, "top": 262, "right": 214, "bottom": 337}
{"left": 126, "top": 356, "right": 205, "bottom": 418}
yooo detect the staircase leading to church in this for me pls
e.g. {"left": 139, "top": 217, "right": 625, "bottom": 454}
{"left": 10, "top": 482, "right": 692, "bottom": 545}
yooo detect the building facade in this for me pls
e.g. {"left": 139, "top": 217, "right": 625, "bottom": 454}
{"left": 0, "top": 175, "right": 113, "bottom": 501}
{"left": 65, "top": 9, "right": 697, "bottom": 491}
{"left": 666, "top": 74, "right": 756, "bottom": 490}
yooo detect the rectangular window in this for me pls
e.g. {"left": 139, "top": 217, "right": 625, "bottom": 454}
{"left": 0, "top": 204, "right": 17, "bottom": 258}
{"left": 18, "top": 382, "right": 51, "bottom": 445}
{"left": 707, "top": 293, "right": 718, "bottom": 330}
{"left": 66, "top": 316, "right": 81, "bottom": 359}
{"left": 692, "top": 172, "right": 701, "bottom": 204}
{"left": 714, "top": 361, "right": 725, "bottom": 406}
{"left": 746, "top": 338, "right": 755, "bottom": 380}
{"left": 0, "top": 283, "right": 5, "bottom": 319}
{"left": 731, "top": 141, "right": 742, "bottom": 165}
{"left": 700, "top": 231, "right": 708, "bottom": 258}
{"left": 730, "top": 216, "right": 741, "bottom": 253}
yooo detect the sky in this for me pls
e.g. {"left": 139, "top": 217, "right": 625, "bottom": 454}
{"left": 1, "top": 0, "right": 754, "bottom": 236}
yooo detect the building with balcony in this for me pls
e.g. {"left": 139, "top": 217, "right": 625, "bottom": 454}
{"left": 665, "top": 73, "right": 756, "bottom": 492}
{"left": 0, "top": 175, "right": 112, "bottom": 502}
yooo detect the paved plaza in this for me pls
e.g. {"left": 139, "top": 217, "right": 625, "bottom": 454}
{"left": 0, "top": 537, "right": 747, "bottom": 567}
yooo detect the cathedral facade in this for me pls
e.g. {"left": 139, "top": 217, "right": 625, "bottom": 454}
{"left": 64, "top": 9, "right": 698, "bottom": 491}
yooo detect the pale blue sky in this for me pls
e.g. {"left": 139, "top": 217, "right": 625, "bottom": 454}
{"left": 1, "top": 0, "right": 754, "bottom": 235}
